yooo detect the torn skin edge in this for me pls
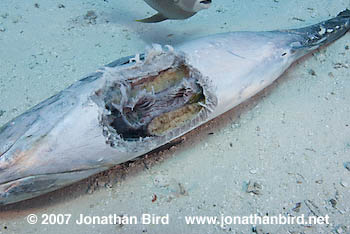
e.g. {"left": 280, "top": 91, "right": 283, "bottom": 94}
{"left": 93, "top": 45, "right": 218, "bottom": 153}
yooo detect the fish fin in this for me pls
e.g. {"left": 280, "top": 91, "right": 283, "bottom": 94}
{"left": 136, "top": 13, "right": 168, "bottom": 23}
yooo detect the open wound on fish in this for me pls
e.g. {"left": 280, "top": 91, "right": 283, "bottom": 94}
{"left": 103, "top": 65, "right": 204, "bottom": 139}
{"left": 93, "top": 47, "right": 216, "bottom": 152}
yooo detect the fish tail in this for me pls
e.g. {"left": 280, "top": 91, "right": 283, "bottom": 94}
{"left": 286, "top": 9, "right": 350, "bottom": 50}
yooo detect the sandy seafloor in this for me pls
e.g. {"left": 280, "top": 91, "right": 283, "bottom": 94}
{"left": 0, "top": 0, "right": 350, "bottom": 233}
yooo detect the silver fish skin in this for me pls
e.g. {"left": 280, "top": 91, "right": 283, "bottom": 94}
{"left": 1, "top": 9, "right": 350, "bottom": 205}
{"left": 139, "top": 0, "right": 211, "bottom": 23}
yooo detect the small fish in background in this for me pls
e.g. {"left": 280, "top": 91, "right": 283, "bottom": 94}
{"left": 137, "top": 0, "right": 212, "bottom": 23}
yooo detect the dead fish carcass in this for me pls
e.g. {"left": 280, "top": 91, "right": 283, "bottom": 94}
{"left": 1, "top": 10, "right": 350, "bottom": 205}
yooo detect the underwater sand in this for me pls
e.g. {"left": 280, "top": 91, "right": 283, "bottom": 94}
{"left": 0, "top": 0, "right": 350, "bottom": 233}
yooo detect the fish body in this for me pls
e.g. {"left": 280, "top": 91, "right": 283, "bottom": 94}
{"left": 138, "top": 0, "right": 212, "bottom": 23}
{"left": 1, "top": 10, "right": 350, "bottom": 205}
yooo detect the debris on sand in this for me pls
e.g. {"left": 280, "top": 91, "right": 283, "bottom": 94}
{"left": 344, "top": 162, "right": 350, "bottom": 171}
{"left": 84, "top": 10, "right": 98, "bottom": 25}
{"left": 246, "top": 181, "right": 262, "bottom": 195}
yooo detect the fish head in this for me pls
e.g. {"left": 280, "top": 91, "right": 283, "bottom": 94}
{"left": 0, "top": 167, "right": 107, "bottom": 206}
{"left": 0, "top": 79, "right": 122, "bottom": 206}
{"left": 177, "top": 0, "right": 212, "bottom": 13}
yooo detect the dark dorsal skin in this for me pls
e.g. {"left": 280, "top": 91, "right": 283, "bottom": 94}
{"left": 284, "top": 9, "right": 350, "bottom": 50}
